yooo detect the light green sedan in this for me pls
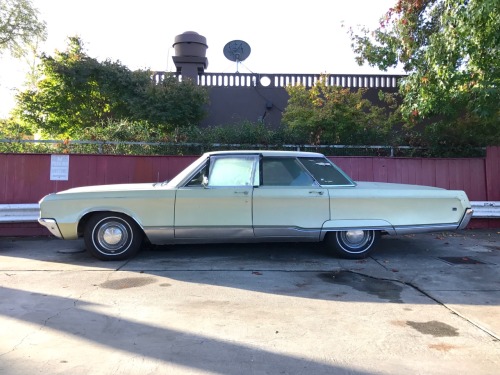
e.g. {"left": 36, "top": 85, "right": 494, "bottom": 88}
{"left": 39, "top": 150, "right": 473, "bottom": 260}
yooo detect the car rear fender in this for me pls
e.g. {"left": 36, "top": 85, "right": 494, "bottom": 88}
{"left": 320, "top": 219, "right": 395, "bottom": 239}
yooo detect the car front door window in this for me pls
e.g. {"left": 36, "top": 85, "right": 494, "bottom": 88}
{"left": 208, "top": 156, "right": 258, "bottom": 187}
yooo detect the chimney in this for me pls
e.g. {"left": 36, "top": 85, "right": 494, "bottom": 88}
{"left": 172, "top": 31, "right": 208, "bottom": 82}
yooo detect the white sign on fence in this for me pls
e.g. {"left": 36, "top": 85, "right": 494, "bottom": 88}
{"left": 50, "top": 154, "right": 69, "bottom": 181}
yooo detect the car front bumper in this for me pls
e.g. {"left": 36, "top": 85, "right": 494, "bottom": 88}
{"left": 38, "top": 218, "right": 63, "bottom": 238}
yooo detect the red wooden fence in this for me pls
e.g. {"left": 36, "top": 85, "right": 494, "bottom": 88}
{"left": 0, "top": 154, "right": 197, "bottom": 204}
{"left": 332, "top": 157, "right": 489, "bottom": 201}
{"left": 1, "top": 147, "right": 499, "bottom": 236}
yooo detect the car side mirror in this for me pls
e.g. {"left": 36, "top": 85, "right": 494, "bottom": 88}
{"left": 202, "top": 176, "right": 209, "bottom": 188}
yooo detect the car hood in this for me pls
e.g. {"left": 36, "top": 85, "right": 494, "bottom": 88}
{"left": 354, "top": 181, "right": 444, "bottom": 190}
{"left": 56, "top": 183, "right": 162, "bottom": 195}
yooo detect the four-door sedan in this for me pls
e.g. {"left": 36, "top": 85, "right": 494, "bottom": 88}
{"left": 38, "top": 150, "right": 473, "bottom": 260}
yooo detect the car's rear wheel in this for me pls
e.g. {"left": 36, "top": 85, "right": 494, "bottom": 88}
{"left": 325, "top": 230, "right": 380, "bottom": 259}
{"left": 84, "top": 213, "right": 143, "bottom": 260}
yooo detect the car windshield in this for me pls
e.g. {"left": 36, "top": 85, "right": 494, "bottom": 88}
{"left": 298, "top": 157, "right": 354, "bottom": 186}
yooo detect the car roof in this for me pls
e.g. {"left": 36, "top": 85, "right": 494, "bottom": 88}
{"left": 202, "top": 150, "right": 325, "bottom": 158}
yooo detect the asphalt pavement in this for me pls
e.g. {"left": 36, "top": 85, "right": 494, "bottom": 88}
{"left": 0, "top": 230, "right": 499, "bottom": 374}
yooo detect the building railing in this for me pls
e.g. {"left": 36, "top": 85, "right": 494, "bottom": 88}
{"left": 152, "top": 72, "right": 403, "bottom": 89}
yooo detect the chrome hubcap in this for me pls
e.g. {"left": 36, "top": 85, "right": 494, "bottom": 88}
{"left": 97, "top": 221, "right": 129, "bottom": 251}
{"left": 103, "top": 226, "right": 123, "bottom": 245}
{"left": 345, "top": 230, "right": 367, "bottom": 245}
{"left": 339, "top": 230, "right": 372, "bottom": 251}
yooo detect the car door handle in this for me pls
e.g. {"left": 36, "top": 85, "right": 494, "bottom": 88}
{"left": 309, "top": 191, "right": 324, "bottom": 195}
{"left": 234, "top": 191, "right": 249, "bottom": 195}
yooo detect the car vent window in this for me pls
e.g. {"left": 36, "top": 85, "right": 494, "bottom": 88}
{"left": 186, "top": 166, "right": 207, "bottom": 187}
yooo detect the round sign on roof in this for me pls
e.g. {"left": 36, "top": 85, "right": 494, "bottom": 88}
{"left": 223, "top": 40, "right": 251, "bottom": 62}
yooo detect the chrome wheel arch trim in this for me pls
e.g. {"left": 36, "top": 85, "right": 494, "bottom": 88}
{"left": 78, "top": 208, "right": 144, "bottom": 231}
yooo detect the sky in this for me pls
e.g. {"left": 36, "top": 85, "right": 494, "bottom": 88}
{"left": 0, "top": 0, "right": 403, "bottom": 118}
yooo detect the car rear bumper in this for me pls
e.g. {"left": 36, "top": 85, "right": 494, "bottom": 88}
{"left": 458, "top": 208, "right": 474, "bottom": 230}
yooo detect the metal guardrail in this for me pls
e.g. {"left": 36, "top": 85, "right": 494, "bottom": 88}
{"left": 0, "top": 202, "right": 498, "bottom": 224}
{"left": 0, "top": 204, "right": 40, "bottom": 223}
{"left": 471, "top": 201, "right": 500, "bottom": 219}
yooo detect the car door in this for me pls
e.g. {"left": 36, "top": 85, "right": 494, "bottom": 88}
{"left": 174, "top": 154, "right": 259, "bottom": 239}
{"left": 253, "top": 156, "right": 330, "bottom": 239}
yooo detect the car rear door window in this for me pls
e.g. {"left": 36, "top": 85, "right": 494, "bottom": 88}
{"left": 262, "top": 157, "right": 316, "bottom": 186}
{"left": 298, "top": 157, "right": 354, "bottom": 186}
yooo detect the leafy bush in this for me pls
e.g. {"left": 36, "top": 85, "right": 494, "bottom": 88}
{"left": 0, "top": 116, "right": 490, "bottom": 157}
{"left": 282, "top": 75, "right": 396, "bottom": 146}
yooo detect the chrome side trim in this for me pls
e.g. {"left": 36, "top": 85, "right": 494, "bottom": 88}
{"left": 458, "top": 208, "right": 473, "bottom": 229}
{"left": 143, "top": 218, "right": 473, "bottom": 246}
{"left": 254, "top": 227, "right": 321, "bottom": 239}
{"left": 175, "top": 227, "right": 254, "bottom": 239}
{"left": 393, "top": 223, "right": 459, "bottom": 235}
{"left": 320, "top": 226, "right": 395, "bottom": 240}
{"left": 320, "top": 220, "right": 472, "bottom": 237}
{"left": 145, "top": 226, "right": 319, "bottom": 244}
{"left": 321, "top": 219, "right": 396, "bottom": 238}
{"left": 38, "top": 218, "right": 63, "bottom": 238}
{"left": 143, "top": 227, "right": 175, "bottom": 244}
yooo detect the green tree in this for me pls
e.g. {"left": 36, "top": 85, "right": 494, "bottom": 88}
{"left": 137, "top": 74, "right": 209, "bottom": 130}
{"left": 348, "top": 0, "right": 499, "bottom": 126}
{"left": 282, "top": 75, "right": 396, "bottom": 145}
{"left": 15, "top": 37, "right": 142, "bottom": 136}
{"left": 0, "top": 0, "right": 46, "bottom": 57}
{"left": 14, "top": 37, "right": 209, "bottom": 137}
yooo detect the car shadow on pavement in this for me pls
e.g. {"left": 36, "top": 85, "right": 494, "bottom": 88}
{"left": 1, "top": 231, "right": 499, "bottom": 308}
{"left": 0, "top": 285, "right": 374, "bottom": 375}
{"left": 129, "top": 231, "right": 500, "bottom": 308}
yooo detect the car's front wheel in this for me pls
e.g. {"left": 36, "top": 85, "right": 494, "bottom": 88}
{"left": 325, "top": 230, "right": 380, "bottom": 259}
{"left": 84, "top": 213, "right": 143, "bottom": 260}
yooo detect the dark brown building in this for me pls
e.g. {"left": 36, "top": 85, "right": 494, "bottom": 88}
{"left": 156, "top": 31, "right": 402, "bottom": 128}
